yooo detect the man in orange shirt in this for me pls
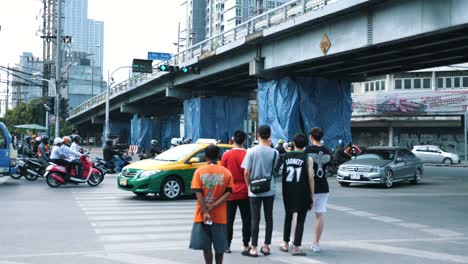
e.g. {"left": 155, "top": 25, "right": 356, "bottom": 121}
{"left": 190, "top": 144, "right": 234, "bottom": 264}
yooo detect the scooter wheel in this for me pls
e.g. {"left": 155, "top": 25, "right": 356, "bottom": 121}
{"left": 10, "top": 173, "right": 22, "bottom": 179}
{"left": 46, "top": 173, "right": 62, "bottom": 188}
{"left": 87, "top": 172, "right": 103, "bottom": 187}
{"left": 24, "top": 173, "right": 39, "bottom": 181}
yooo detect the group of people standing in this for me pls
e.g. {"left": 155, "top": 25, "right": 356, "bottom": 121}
{"left": 189, "top": 125, "right": 332, "bottom": 264}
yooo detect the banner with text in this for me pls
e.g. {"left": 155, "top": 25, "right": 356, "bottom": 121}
{"left": 352, "top": 90, "right": 468, "bottom": 115}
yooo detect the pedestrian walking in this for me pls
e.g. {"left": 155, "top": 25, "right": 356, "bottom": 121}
{"left": 304, "top": 127, "right": 332, "bottom": 252}
{"left": 279, "top": 133, "right": 315, "bottom": 256}
{"left": 189, "top": 144, "right": 234, "bottom": 264}
{"left": 242, "top": 125, "right": 279, "bottom": 257}
{"left": 220, "top": 130, "right": 251, "bottom": 254}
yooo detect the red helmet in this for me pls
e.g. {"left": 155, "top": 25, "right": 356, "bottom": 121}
{"left": 62, "top": 136, "right": 71, "bottom": 145}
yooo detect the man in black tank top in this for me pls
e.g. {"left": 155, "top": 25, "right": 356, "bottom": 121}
{"left": 280, "top": 133, "right": 315, "bottom": 256}
{"left": 303, "top": 127, "right": 332, "bottom": 253}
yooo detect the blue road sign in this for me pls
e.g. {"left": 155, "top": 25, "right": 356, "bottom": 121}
{"left": 148, "top": 52, "right": 172, "bottom": 61}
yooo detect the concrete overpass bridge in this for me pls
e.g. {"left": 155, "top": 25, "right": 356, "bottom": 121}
{"left": 69, "top": 0, "right": 468, "bottom": 145}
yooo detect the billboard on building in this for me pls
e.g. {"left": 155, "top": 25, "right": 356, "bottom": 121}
{"left": 353, "top": 90, "right": 468, "bottom": 115}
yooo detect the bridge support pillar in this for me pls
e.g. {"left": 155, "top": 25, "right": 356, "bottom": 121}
{"left": 257, "top": 76, "right": 352, "bottom": 149}
{"left": 183, "top": 96, "right": 248, "bottom": 143}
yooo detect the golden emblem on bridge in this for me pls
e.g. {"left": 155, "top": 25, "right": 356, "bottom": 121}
{"left": 320, "top": 34, "right": 331, "bottom": 55}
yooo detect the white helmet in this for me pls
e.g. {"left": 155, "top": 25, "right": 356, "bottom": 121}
{"left": 53, "top": 137, "right": 63, "bottom": 145}
{"left": 171, "top": 138, "right": 182, "bottom": 146}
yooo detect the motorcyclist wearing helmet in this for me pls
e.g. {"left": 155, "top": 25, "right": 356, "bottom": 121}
{"left": 71, "top": 135, "right": 83, "bottom": 154}
{"left": 275, "top": 139, "right": 287, "bottom": 155}
{"left": 33, "top": 137, "right": 41, "bottom": 155}
{"left": 149, "top": 139, "right": 162, "bottom": 157}
{"left": 21, "top": 136, "right": 34, "bottom": 158}
{"left": 61, "top": 136, "right": 83, "bottom": 179}
{"left": 170, "top": 138, "right": 183, "bottom": 149}
{"left": 37, "top": 136, "right": 50, "bottom": 166}
{"left": 50, "top": 137, "right": 67, "bottom": 167}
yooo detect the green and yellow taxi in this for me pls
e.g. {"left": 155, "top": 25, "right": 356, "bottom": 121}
{"left": 117, "top": 142, "right": 233, "bottom": 200}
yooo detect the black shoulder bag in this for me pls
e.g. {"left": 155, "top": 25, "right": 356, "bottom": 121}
{"left": 250, "top": 152, "right": 277, "bottom": 194}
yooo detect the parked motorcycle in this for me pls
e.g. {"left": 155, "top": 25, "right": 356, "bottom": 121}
{"left": 44, "top": 155, "right": 103, "bottom": 188}
{"left": 23, "top": 158, "right": 48, "bottom": 181}
{"left": 10, "top": 156, "right": 25, "bottom": 180}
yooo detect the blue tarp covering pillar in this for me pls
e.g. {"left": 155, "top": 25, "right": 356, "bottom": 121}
{"left": 103, "top": 120, "right": 131, "bottom": 144}
{"left": 130, "top": 114, "right": 179, "bottom": 150}
{"left": 184, "top": 96, "right": 248, "bottom": 143}
{"left": 258, "top": 77, "right": 352, "bottom": 150}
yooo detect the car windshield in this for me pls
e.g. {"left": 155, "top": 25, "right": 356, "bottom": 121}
{"left": 358, "top": 149, "right": 395, "bottom": 161}
{"left": 154, "top": 144, "right": 200, "bottom": 162}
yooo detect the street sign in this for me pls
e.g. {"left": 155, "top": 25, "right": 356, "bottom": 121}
{"left": 148, "top": 52, "right": 172, "bottom": 61}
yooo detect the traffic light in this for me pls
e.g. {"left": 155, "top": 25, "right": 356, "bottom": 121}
{"left": 60, "top": 98, "right": 69, "bottom": 118}
{"left": 159, "top": 65, "right": 200, "bottom": 74}
{"left": 132, "top": 59, "right": 153, "bottom": 73}
{"left": 44, "top": 97, "right": 55, "bottom": 114}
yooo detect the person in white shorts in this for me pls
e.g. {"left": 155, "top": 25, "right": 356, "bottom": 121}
{"left": 304, "top": 127, "right": 332, "bottom": 252}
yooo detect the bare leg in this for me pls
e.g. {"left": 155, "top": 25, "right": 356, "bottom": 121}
{"left": 315, "top": 213, "right": 324, "bottom": 244}
{"left": 291, "top": 213, "right": 297, "bottom": 243}
{"left": 203, "top": 250, "right": 213, "bottom": 264}
{"left": 215, "top": 252, "right": 223, "bottom": 264}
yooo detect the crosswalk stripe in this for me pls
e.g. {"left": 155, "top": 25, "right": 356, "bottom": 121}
{"left": 91, "top": 219, "right": 194, "bottom": 227}
{"left": 421, "top": 228, "right": 464, "bottom": 237}
{"left": 103, "top": 240, "right": 188, "bottom": 251}
{"left": 86, "top": 252, "right": 185, "bottom": 264}
{"left": 95, "top": 225, "right": 249, "bottom": 238}
{"left": 73, "top": 193, "right": 132, "bottom": 197}
{"left": 76, "top": 196, "right": 139, "bottom": 200}
{"left": 88, "top": 214, "right": 191, "bottom": 221}
{"left": 369, "top": 216, "right": 402, "bottom": 223}
{"left": 82, "top": 206, "right": 194, "bottom": 212}
{"left": 348, "top": 211, "right": 376, "bottom": 217}
{"left": 78, "top": 201, "right": 195, "bottom": 206}
{"left": 85, "top": 209, "right": 194, "bottom": 215}
{"left": 91, "top": 218, "right": 242, "bottom": 227}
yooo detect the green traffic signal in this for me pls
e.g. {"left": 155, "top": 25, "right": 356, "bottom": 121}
{"left": 160, "top": 65, "right": 167, "bottom": 71}
{"left": 181, "top": 67, "right": 189, "bottom": 73}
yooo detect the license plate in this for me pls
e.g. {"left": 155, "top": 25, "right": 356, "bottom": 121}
{"left": 119, "top": 178, "right": 127, "bottom": 186}
{"left": 350, "top": 174, "right": 360, "bottom": 180}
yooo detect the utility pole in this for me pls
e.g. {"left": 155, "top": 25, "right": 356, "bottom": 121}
{"left": 55, "top": 0, "right": 63, "bottom": 138}
{"left": 6, "top": 64, "right": 9, "bottom": 112}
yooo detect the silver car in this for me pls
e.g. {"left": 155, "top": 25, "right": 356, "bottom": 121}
{"left": 337, "top": 147, "right": 423, "bottom": 188}
{"left": 411, "top": 145, "right": 460, "bottom": 166}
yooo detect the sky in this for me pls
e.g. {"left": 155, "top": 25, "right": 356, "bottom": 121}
{"left": 0, "top": 0, "right": 180, "bottom": 87}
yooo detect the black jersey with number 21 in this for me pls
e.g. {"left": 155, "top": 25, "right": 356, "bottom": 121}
{"left": 281, "top": 151, "right": 311, "bottom": 213}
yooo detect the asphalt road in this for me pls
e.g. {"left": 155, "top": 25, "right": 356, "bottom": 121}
{"left": 0, "top": 166, "right": 467, "bottom": 264}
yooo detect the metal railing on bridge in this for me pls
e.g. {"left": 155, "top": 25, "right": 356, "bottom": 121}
{"left": 68, "top": 0, "right": 339, "bottom": 119}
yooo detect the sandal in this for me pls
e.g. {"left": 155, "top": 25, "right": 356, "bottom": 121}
{"left": 292, "top": 250, "right": 307, "bottom": 256}
{"left": 279, "top": 245, "right": 289, "bottom": 253}
{"left": 241, "top": 247, "right": 252, "bottom": 255}
{"left": 242, "top": 250, "right": 259, "bottom": 258}
{"left": 260, "top": 247, "right": 271, "bottom": 256}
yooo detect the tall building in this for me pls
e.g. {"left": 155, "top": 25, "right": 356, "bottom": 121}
{"left": 179, "top": 0, "right": 285, "bottom": 48}
{"left": 64, "top": 51, "right": 105, "bottom": 108}
{"left": 63, "top": 0, "right": 104, "bottom": 108}
{"left": 63, "top": 0, "right": 104, "bottom": 70}
{"left": 10, "top": 52, "right": 44, "bottom": 109}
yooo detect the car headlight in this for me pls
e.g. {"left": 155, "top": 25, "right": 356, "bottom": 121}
{"left": 338, "top": 165, "right": 345, "bottom": 171}
{"left": 369, "top": 166, "right": 381, "bottom": 173}
{"left": 138, "top": 170, "right": 161, "bottom": 179}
